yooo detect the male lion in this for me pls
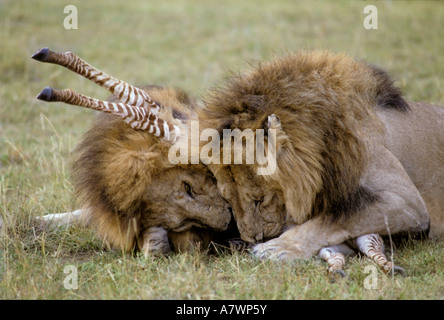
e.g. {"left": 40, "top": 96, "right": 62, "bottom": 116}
{"left": 199, "top": 51, "right": 443, "bottom": 260}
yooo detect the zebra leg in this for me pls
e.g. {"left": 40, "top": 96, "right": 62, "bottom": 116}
{"left": 35, "top": 209, "right": 84, "bottom": 228}
{"left": 141, "top": 226, "right": 171, "bottom": 257}
{"left": 355, "top": 234, "right": 405, "bottom": 276}
{"left": 228, "top": 239, "right": 253, "bottom": 252}
{"left": 318, "top": 244, "right": 355, "bottom": 278}
{"left": 36, "top": 87, "right": 179, "bottom": 142}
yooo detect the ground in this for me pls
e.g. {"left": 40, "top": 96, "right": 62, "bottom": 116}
{"left": 1, "top": 0, "right": 444, "bottom": 299}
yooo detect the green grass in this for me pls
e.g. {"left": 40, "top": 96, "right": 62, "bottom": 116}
{"left": 1, "top": 0, "right": 444, "bottom": 300}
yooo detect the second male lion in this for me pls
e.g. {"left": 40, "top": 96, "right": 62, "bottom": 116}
{"left": 198, "top": 51, "right": 443, "bottom": 260}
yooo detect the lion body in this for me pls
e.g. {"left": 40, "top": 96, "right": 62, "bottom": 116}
{"left": 377, "top": 101, "right": 444, "bottom": 238}
{"left": 198, "top": 51, "right": 441, "bottom": 258}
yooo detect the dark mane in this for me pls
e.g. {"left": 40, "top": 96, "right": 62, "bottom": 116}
{"left": 370, "top": 64, "right": 410, "bottom": 112}
{"left": 313, "top": 184, "right": 380, "bottom": 220}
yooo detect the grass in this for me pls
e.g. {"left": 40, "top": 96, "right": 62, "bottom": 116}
{"left": 1, "top": 0, "right": 444, "bottom": 300}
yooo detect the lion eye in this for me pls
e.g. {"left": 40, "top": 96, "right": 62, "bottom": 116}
{"left": 183, "top": 182, "right": 194, "bottom": 198}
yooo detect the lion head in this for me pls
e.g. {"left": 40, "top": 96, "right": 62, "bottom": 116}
{"left": 72, "top": 86, "right": 232, "bottom": 251}
{"left": 199, "top": 51, "right": 401, "bottom": 243}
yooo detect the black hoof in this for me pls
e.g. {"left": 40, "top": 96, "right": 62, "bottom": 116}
{"left": 37, "top": 87, "right": 55, "bottom": 102}
{"left": 392, "top": 266, "right": 406, "bottom": 277}
{"left": 331, "top": 269, "right": 346, "bottom": 278}
{"left": 31, "top": 47, "right": 50, "bottom": 62}
{"left": 328, "top": 269, "right": 346, "bottom": 283}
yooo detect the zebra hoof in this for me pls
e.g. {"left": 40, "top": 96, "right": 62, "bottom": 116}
{"left": 37, "top": 87, "right": 56, "bottom": 102}
{"left": 31, "top": 47, "right": 50, "bottom": 62}
{"left": 328, "top": 269, "right": 346, "bottom": 282}
{"left": 382, "top": 262, "right": 406, "bottom": 277}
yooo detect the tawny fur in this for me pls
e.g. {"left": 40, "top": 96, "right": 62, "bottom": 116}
{"left": 197, "top": 51, "right": 440, "bottom": 259}
{"left": 72, "top": 86, "right": 231, "bottom": 252}
{"left": 199, "top": 52, "right": 392, "bottom": 240}
{"left": 35, "top": 49, "right": 442, "bottom": 265}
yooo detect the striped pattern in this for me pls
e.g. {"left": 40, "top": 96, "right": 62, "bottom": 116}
{"left": 33, "top": 47, "right": 181, "bottom": 142}
{"left": 33, "top": 48, "right": 159, "bottom": 114}
{"left": 356, "top": 233, "right": 394, "bottom": 274}
{"left": 228, "top": 239, "right": 252, "bottom": 252}
{"left": 41, "top": 87, "right": 179, "bottom": 142}
{"left": 318, "top": 247, "right": 346, "bottom": 275}
{"left": 318, "top": 234, "right": 403, "bottom": 277}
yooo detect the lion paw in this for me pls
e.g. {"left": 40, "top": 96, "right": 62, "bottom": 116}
{"left": 142, "top": 226, "right": 171, "bottom": 257}
{"left": 251, "top": 238, "right": 306, "bottom": 261}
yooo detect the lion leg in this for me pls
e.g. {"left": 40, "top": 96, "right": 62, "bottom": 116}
{"left": 355, "top": 234, "right": 405, "bottom": 276}
{"left": 141, "top": 226, "right": 171, "bottom": 257}
{"left": 318, "top": 244, "right": 355, "bottom": 278}
{"left": 252, "top": 145, "right": 430, "bottom": 261}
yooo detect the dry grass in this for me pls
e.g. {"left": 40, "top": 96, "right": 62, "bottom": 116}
{"left": 1, "top": 0, "right": 444, "bottom": 300}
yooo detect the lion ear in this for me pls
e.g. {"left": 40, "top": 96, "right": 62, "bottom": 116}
{"left": 267, "top": 114, "right": 281, "bottom": 131}
{"left": 264, "top": 113, "right": 285, "bottom": 149}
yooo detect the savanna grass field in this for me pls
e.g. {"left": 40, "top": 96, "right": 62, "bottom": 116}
{"left": 1, "top": 0, "right": 444, "bottom": 301}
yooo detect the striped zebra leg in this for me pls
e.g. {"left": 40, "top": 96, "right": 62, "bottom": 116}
{"left": 318, "top": 244, "right": 354, "bottom": 278}
{"left": 228, "top": 239, "right": 252, "bottom": 252}
{"left": 31, "top": 48, "right": 160, "bottom": 114}
{"left": 36, "top": 87, "right": 180, "bottom": 142}
{"left": 355, "top": 234, "right": 405, "bottom": 276}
